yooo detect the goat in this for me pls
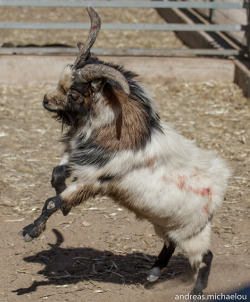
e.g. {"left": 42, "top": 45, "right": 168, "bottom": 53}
{"left": 19, "top": 7, "right": 230, "bottom": 297}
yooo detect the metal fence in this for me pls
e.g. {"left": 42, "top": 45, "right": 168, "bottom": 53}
{"left": 0, "top": 0, "right": 248, "bottom": 57}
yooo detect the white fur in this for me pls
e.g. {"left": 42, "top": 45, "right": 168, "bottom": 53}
{"left": 62, "top": 119, "right": 230, "bottom": 268}
{"left": 59, "top": 153, "right": 69, "bottom": 166}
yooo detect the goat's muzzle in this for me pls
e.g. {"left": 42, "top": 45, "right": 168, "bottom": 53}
{"left": 43, "top": 95, "right": 49, "bottom": 106}
{"left": 43, "top": 95, "right": 57, "bottom": 112}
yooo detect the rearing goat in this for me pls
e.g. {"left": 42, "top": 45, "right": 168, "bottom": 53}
{"left": 20, "top": 7, "right": 230, "bottom": 296}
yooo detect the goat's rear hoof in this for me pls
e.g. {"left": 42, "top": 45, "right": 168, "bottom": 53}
{"left": 147, "top": 267, "right": 162, "bottom": 282}
{"left": 18, "top": 221, "right": 46, "bottom": 242}
{"left": 190, "top": 288, "right": 203, "bottom": 295}
{"left": 190, "top": 288, "right": 203, "bottom": 302}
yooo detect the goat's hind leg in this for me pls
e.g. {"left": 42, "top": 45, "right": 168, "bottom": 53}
{"left": 147, "top": 241, "right": 175, "bottom": 282}
{"left": 19, "top": 196, "right": 64, "bottom": 242}
{"left": 190, "top": 250, "right": 213, "bottom": 297}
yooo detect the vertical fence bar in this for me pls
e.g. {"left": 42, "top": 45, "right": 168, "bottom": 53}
{"left": 209, "top": 0, "right": 216, "bottom": 23}
{"left": 246, "top": 0, "right": 250, "bottom": 55}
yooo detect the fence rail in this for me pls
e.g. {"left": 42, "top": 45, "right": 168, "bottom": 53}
{"left": 0, "top": 47, "right": 240, "bottom": 56}
{"left": 0, "top": 0, "right": 247, "bottom": 57}
{"left": 0, "top": 22, "right": 245, "bottom": 32}
{"left": 0, "top": 1, "right": 248, "bottom": 9}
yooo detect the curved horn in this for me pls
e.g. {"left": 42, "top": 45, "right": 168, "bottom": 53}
{"left": 76, "top": 64, "right": 130, "bottom": 95}
{"left": 73, "top": 7, "right": 101, "bottom": 68}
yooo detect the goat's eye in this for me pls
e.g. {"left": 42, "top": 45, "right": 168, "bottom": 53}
{"left": 69, "top": 89, "right": 81, "bottom": 101}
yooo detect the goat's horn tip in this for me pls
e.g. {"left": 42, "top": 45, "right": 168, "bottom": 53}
{"left": 86, "top": 6, "right": 93, "bottom": 13}
{"left": 77, "top": 42, "right": 84, "bottom": 50}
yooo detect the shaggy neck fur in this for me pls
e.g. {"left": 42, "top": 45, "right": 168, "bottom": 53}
{"left": 92, "top": 84, "right": 159, "bottom": 151}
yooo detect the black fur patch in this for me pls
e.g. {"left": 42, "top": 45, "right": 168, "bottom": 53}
{"left": 71, "top": 137, "right": 116, "bottom": 168}
{"left": 98, "top": 174, "right": 116, "bottom": 183}
{"left": 70, "top": 81, "right": 89, "bottom": 95}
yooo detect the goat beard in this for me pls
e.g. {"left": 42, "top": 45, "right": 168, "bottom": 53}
{"left": 53, "top": 103, "right": 88, "bottom": 129}
{"left": 54, "top": 110, "right": 75, "bottom": 129}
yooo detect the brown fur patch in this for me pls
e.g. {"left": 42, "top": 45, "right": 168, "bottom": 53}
{"left": 60, "top": 184, "right": 100, "bottom": 213}
{"left": 146, "top": 155, "right": 157, "bottom": 172}
{"left": 93, "top": 85, "right": 151, "bottom": 151}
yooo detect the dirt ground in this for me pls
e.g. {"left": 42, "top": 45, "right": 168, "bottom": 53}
{"left": 0, "top": 4, "right": 249, "bottom": 302}
{"left": 0, "top": 75, "right": 249, "bottom": 302}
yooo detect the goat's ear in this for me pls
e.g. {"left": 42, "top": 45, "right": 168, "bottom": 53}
{"left": 103, "top": 83, "right": 123, "bottom": 140}
{"left": 90, "top": 79, "right": 105, "bottom": 92}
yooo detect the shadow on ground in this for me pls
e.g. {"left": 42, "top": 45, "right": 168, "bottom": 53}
{"left": 13, "top": 229, "right": 194, "bottom": 295}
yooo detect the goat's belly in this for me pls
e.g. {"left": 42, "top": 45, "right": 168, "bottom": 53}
{"left": 110, "top": 166, "right": 215, "bottom": 227}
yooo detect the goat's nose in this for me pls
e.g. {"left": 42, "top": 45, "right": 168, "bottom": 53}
{"left": 43, "top": 95, "right": 49, "bottom": 104}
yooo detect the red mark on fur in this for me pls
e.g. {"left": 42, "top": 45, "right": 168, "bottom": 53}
{"left": 204, "top": 203, "right": 210, "bottom": 215}
{"left": 162, "top": 174, "right": 213, "bottom": 216}
{"left": 162, "top": 174, "right": 211, "bottom": 198}
{"left": 191, "top": 173, "right": 197, "bottom": 177}
{"left": 204, "top": 191, "right": 213, "bottom": 216}
{"left": 177, "top": 175, "right": 186, "bottom": 189}
{"left": 191, "top": 187, "right": 211, "bottom": 197}
{"left": 201, "top": 187, "right": 211, "bottom": 197}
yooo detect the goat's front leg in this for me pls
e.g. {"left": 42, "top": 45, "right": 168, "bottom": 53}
{"left": 51, "top": 153, "right": 71, "bottom": 195}
{"left": 51, "top": 164, "right": 71, "bottom": 195}
{"left": 19, "top": 181, "right": 98, "bottom": 242}
{"left": 59, "top": 181, "right": 100, "bottom": 216}
{"left": 19, "top": 195, "right": 65, "bottom": 242}
{"left": 50, "top": 152, "right": 73, "bottom": 215}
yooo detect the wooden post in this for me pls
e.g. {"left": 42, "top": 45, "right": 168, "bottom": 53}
{"left": 246, "top": 0, "right": 250, "bottom": 56}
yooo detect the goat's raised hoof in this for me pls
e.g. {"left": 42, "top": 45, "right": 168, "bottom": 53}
{"left": 19, "top": 196, "right": 65, "bottom": 242}
{"left": 147, "top": 267, "right": 162, "bottom": 282}
{"left": 18, "top": 219, "right": 46, "bottom": 242}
